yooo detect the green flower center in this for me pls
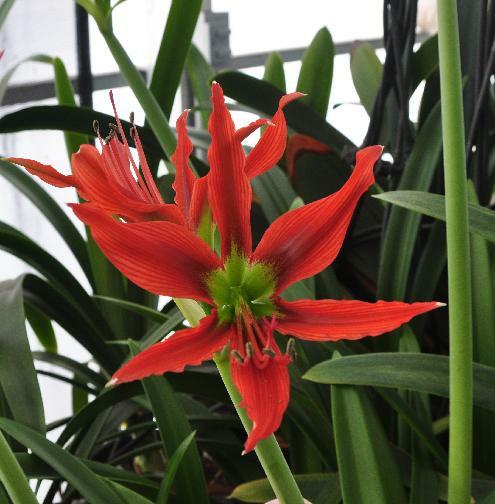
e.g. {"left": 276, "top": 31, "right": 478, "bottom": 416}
{"left": 206, "top": 250, "right": 277, "bottom": 323}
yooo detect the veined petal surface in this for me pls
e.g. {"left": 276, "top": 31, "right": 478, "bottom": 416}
{"left": 208, "top": 82, "right": 252, "bottom": 258}
{"left": 112, "top": 313, "right": 230, "bottom": 383}
{"left": 277, "top": 298, "right": 441, "bottom": 340}
{"left": 71, "top": 203, "right": 220, "bottom": 302}
{"left": 252, "top": 145, "right": 383, "bottom": 293}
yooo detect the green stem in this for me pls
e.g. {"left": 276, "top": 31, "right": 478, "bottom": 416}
{"left": 214, "top": 354, "right": 305, "bottom": 504}
{"left": 0, "top": 431, "right": 38, "bottom": 504}
{"left": 100, "top": 29, "right": 177, "bottom": 158}
{"left": 436, "top": 1, "right": 473, "bottom": 503}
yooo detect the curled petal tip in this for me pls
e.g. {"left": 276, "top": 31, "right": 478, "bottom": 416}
{"left": 436, "top": 302, "right": 447, "bottom": 308}
{"left": 105, "top": 377, "right": 119, "bottom": 388}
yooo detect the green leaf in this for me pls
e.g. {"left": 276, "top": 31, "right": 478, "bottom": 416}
{"left": 331, "top": 354, "right": 407, "bottom": 504}
{"left": 468, "top": 184, "right": 495, "bottom": 474}
{"left": 230, "top": 473, "right": 341, "bottom": 503}
{"left": 214, "top": 71, "right": 353, "bottom": 152}
{"left": 305, "top": 353, "right": 495, "bottom": 412}
{"left": 0, "top": 431, "right": 37, "bottom": 504}
{"left": 373, "top": 190, "right": 495, "bottom": 243}
{"left": 94, "top": 295, "right": 171, "bottom": 324}
{"left": 0, "top": 221, "right": 117, "bottom": 353}
{"left": 25, "top": 302, "right": 57, "bottom": 353}
{"left": 106, "top": 480, "right": 154, "bottom": 504}
{"left": 139, "top": 307, "right": 184, "bottom": 349}
{"left": 411, "top": 35, "right": 439, "bottom": 91}
{"left": 296, "top": 27, "right": 334, "bottom": 117}
{"left": 0, "top": 0, "right": 15, "bottom": 29}
{"left": 0, "top": 276, "right": 45, "bottom": 432}
{"left": 350, "top": 43, "right": 383, "bottom": 115}
{"left": 185, "top": 44, "right": 215, "bottom": 127}
{"left": 377, "top": 100, "right": 442, "bottom": 303}
{"left": 0, "top": 54, "right": 53, "bottom": 105}
{"left": 128, "top": 341, "right": 209, "bottom": 504}
{"left": 0, "top": 418, "right": 122, "bottom": 504}
{"left": 157, "top": 431, "right": 196, "bottom": 504}
{"left": 33, "top": 351, "right": 105, "bottom": 387}
{"left": 0, "top": 105, "right": 165, "bottom": 156}
{"left": 0, "top": 159, "right": 93, "bottom": 284}
{"left": 263, "top": 52, "right": 286, "bottom": 92}
{"left": 23, "top": 275, "right": 121, "bottom": 373}
{"left": 149, "top": 0, "right": 202, "bottom": 119}
{"left": 251, "top": 165, "right": 297, "bottom": 223}
{"left": 52, "top": 57, "right": 89, "bottom": 156}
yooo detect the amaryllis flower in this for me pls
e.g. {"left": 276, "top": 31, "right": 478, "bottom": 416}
{"left": 8, "top": 92, "right": 189, "bottom": 225}
{"left": 71, "top": 83, "right": 442, "bottom": 453}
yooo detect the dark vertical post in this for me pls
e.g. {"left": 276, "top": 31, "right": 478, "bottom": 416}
{"left": 75, "top": 4, "right": 93, "bottom": 108}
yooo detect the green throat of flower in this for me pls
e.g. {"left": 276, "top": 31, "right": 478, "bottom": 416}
{"left": 206, "top": 250, "right": 277, "bottom": 323}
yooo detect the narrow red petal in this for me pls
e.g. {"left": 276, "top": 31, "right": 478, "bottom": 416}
{"left": 172, "top": 110, "right": 197, "bottom": 223}
{"left": 8, "top": 157, "right": 77, "bottom": 188}
{"left": 286, "top": 133, "right": 332, "bottom": 180}
{"left": 71, "top": 203, "right": 219, "bottom": 302}
{"left": 208, "top": 82, "right": 252, "bottom": 258}
{"left": 244, "top": 92, "right": 304, "bottom": 179}
{"left": 231, "top": 354, "right": 291, "bottom": 454}
{"left": 112, "top": 312, "right": 230, "bottom": 383}
{"left": 252, "top": 146, "right": 383, "bottom": 293}
{"left": 277, "top": 298, "right": 442, "bottom": 341}
{"left": 189, "top": 175, "right": 210, "bottom": 232}
{"left": 73, "top": 146, "right": 184, "bottom": 224}
{"left": 235, "top": 118, "right": 270, "bottom": 143}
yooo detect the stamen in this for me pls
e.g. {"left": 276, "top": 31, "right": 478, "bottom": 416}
{"left": 109, "top": 90, "right": 153, "bottom": 201}
{"left": 286, "top": 338, "right": 296, "bottom": 359}
{"left": 231, "top": 350, "right": 244, "bottom": 363}
{"left": 262, "top": 348, "right": 276, "bottom": 357}
{"left": 245, "top": 342, "right": 254, "bottom": 359}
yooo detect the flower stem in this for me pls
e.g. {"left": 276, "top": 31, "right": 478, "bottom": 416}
{"left": 0, "top": 431, "right": 38, "bottom": 504}
{"left": 436, "top": 1, "right": 473, "bottom": 503}
{"left": 100, "top": 29, "right": 177, "bottom": 157}
{"left": 214, "top": 354, "right": 305, "bottom": 504}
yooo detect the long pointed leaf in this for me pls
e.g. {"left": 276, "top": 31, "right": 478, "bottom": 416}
{"left": 128, "top": 341, "right": 209, "bottom": 504}
{"left": 0, "top": 418, "right": 122, "bottom": 504}
{"left": 374, "top": 190, "right": 495, "bottom": 242}
{"left": 0, "top": 276, "right": 44, "bottom": 432}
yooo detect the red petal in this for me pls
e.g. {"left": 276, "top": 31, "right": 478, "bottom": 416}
{"left": 172, "top": 110, "right": 197, "bottom": 223}
{"left": 277, "top": 298, "right": 442, "bottom": 340}
{"left": 208, "top": 82, "right": 252, "bottom": 258}
{"left": 8, "top": 157, "right": 77, "bottom": 188}
{"left": 252, "top": 146, "right": 383, "bottom": 293}
{"left": 235, "top": 118, "right": 270, "bottom": 143}
{"left": 244, "top": 92, "right": 304, "bottom": 179}
{"left": 231, "top": 354, "right": 291, "bottom": 453}
{"left": 112, "top": 312, "right": 230, "bottom": 383}
{"left": 189, "top": 175, "right": 210, "bottom": 232}
{"left": 286, "top": 133, "right": 332, "bottom": 180}
{"left": 71, "top": 203, "right": 220, "bottom": 302}
{"left": 73, "top": 146, "right": 183, "bottom": 224}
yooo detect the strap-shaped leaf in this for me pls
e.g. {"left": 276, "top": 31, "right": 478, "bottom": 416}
{"left": 331, "top": 354, "right": 407, "bottom": 504}
{"left": 0, "top": 418, "right": 122, "bottom": 504}
{"left": 0, "top": 276, "right": 45, "bottom": 432}
{"left": 297, "top": 27, "right": 334, "bottom": 117}
{"left": 128, "top": 341, "right": 209, "bottom": 504}
{"left": 0, "top": 159, "right": 93, "bottom": 284}
{"left": 374, "top": 190, "right": 495, "bottom": 243}
{"left": 305, "top": 353, "right": 495, "bottom": 412}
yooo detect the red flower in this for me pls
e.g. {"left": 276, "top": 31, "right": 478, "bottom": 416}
{"left": 9, "top": 92, "right": 190, "bottom": 225}
{"left": 70, "top": 83, "right": 441, "bottom": 453}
